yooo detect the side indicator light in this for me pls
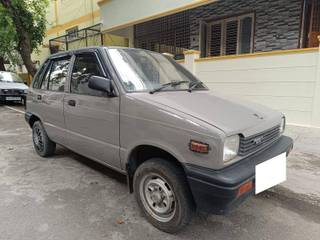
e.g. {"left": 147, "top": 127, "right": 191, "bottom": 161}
{"left": 237, "top": 181, "right": 253, "bottom": 197}
{"left": 189, "top": 140, "right": 210, "bottom": 154}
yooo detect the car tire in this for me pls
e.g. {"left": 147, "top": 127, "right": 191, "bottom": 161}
{"left": 32, "top": 121, "right": 56, "bottom": 157}
{"left": 133, "top": 158, "right": 194, "bottom": 233}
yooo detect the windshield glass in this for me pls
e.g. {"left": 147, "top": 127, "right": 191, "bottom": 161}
{"left": 106, "top": 48, "right": 206, "bottom": 92}
{"left": 0, "top": 72, "right": 24, "bottom": 83}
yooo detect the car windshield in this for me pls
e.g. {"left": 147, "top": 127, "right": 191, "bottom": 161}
{"left": 0, "top": 71, "right": 24, "bottom": 83}
{"left": 106, "top": 48, "right": 206, "bottom": 92}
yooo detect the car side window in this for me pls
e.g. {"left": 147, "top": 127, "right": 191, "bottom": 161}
{"left": 47, "top": 58, "right": 71, "bottom": 92}
{"left": 33, "top": 61, "right": 49, "bottom": 89}
{"left": 70, "top": 53, "right": 106, "bottom": 97}
{"left": 40, "top": 63, "right": 51, "bottom": 90}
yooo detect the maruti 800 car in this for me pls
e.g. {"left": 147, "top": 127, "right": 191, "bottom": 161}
{"left": 25, "top": 47, "right": 293, "bottom": 233}
{"left": 0, "top": 71, "right": 28, "bottom": 105}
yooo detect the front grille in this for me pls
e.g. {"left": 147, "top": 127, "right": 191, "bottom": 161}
{"left": 1, "top": 89, "right": 24, "bottom": 95}
{"left": 239, "top": 125, "right": 281, "bottom": 156}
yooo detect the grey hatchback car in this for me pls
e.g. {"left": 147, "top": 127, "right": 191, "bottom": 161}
{"left": 25, "top": 47, "right": 293, "bottom": 233}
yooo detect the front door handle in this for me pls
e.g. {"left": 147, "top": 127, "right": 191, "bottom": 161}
{"left": 37, "top": 95, "right": 42, "bottom": 100}
{"left": 68, "top": 99, "right": 76, "bottom": 107}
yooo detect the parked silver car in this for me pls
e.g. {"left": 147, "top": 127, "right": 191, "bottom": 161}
{"left": 25, "top": 47, "right": 293, "bottom": 233}
{"left": 0, "top": 71, "right": 28, "bottom": 105}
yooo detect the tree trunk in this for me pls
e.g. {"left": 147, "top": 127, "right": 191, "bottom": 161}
{"left": 0, "top": 57, "right": 6, "bottom": 71}
{"left": 18, "top": 35, "right": 37, "bottom": 77}
{"left": 0, "top": 0, "right": 37, "bottom": 77}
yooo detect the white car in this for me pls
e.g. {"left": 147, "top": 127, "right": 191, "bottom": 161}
{"left": 0, "top": 71, "right": 28, "bottom": 105}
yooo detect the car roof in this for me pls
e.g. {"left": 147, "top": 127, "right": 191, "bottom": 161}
{"left": 48, "top": 46, "right": 132, "bottom": 59}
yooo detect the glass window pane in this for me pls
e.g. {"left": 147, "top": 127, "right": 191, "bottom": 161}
{"left": 209, "top": 24, "right": 222, "bottom": 56}
{"left": 71, "top": 54, "right": 105, "bottom": 97}
{"left": 225, "top": 20, "right": 238, "bottom": 55}
{"left": 48, "top": 58, "right": 70, "bottom": 92}
{"left": 239, "top": 17, "right": 253, "bottom": 54}
{"left": 40, "top": 65, "right": 50, "bottom": 90}
{"left": 107, "top": 48, "right": 203, "bottom": 92}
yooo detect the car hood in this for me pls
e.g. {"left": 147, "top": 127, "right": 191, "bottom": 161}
{"left": 131, "top": 91, "right": 282, "bottom": 136}
{"left": 0, "top": 82, "right": 28, "bottom": 90}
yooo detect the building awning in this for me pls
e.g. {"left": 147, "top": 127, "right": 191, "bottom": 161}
{"left": 98, "top": 0, "right": 216, "bottom": 33}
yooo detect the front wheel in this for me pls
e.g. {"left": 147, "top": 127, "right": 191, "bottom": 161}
{"left": 133, "top": 158, "right": 194, "bottom": 233}
{"left": 32, "top": 121, "right": 56, "bottom": 157}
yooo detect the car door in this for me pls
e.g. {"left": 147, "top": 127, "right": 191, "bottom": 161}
{"left": 29, "top": 56, "right": 71, "bottom": 146}
{"left": 64, "top": 51, "right": 121, "bottom": 169}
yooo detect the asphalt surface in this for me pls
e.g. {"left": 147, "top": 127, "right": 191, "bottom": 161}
{"left": 0, "top": 105, "right": 320, "bottom": 240}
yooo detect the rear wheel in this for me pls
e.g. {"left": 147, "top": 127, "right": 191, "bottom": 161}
{"left": 32, "top": 121, "right": 56, "bottom": 157}
{"left": 133, "top": 158, "right": 194, "bottom": 233}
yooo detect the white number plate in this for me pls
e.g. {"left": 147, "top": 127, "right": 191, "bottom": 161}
{"left": 6, "top": 97, "right": 21, "bottom": 101}
{"left": 255, "top": 153, "right": 286, "bottom": 194}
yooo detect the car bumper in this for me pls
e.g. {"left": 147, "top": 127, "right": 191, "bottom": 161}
{"left": 0, "top": 94, "right": 26, "bottom": 102}
{"left": 184, "top": 135, "right": 293, "bottom": 214}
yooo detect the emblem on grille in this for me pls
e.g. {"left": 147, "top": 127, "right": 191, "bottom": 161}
{"left": 253, "top": 136, "right": 264, "bottom": 145}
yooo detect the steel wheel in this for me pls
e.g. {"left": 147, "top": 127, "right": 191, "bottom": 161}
{"left": 139, "top": 173, "right": 176, "bottom": 223}
{"left": 33, "top": 125, "right": 44, "bottom": 152}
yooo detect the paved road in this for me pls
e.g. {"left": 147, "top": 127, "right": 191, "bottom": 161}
{"left": 0, "top": 105, "right": 319, "bottom": 240}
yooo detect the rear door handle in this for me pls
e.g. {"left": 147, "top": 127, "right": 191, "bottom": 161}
{"left": 68, "top": 99, "right": 76, "bottom": 107}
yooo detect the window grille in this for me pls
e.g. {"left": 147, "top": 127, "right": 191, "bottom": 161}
{"left": 206, "top": 13, "right": 255, "bottom": 57}
{"left": 134, "top": 11, "right": 191, "bottom": 58}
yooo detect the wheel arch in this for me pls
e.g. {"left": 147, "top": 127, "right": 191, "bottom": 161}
{"left": 26, "top": 112, "right": 41, "bottom": 128}
{"left": 126, "top": 144, "right": 187, "bottom": 193}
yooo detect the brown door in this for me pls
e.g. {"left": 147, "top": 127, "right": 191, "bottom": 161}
{"left": 307, "top": 0, "right": 320, "bottom": 47}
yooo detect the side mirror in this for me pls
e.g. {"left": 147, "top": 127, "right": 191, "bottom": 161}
{"left": 88, "top": 75, "right": 113, "bottom": 95}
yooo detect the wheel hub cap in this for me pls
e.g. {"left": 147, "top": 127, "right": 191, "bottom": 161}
{"left": 33, "top": 127, "right": 44, "bottom": 151}
{"left": 140, "top": 174, "right": 176, "bottom": 222}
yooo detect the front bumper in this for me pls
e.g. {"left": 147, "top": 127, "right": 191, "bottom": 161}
{"left": 184, "top": 135, "right": 293, "bottom": 214}
{"left": 0, "top": 94, "right": 26, "bottom": 102}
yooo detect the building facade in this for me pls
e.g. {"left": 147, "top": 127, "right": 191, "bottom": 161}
{"left": 99, "top": 0, "right": 319, "bottom": 58}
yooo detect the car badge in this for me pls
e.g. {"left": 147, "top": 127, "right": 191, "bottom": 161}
{"left": 253, "top": 136, "right": 264, "bottom": 145}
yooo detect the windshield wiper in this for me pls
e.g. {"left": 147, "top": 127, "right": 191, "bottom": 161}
{"left": 149, "top": 80, "right": 189, "bottom": 94}
{"left": 188, "top": 81, "right": 204, "bottom": 92}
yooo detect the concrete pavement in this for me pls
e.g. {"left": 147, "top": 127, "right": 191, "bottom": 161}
{"left": 0, "top": 105, "right": 319, "bottom": 240}
{"left": 272, "top": 125, "right": 320, "bottom": 207}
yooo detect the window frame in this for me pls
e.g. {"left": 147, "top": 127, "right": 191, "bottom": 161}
{"left": 32, "top": 60, "right": 50, "bottom": 89}
{"left": 206, "top": 13, "right": 255, "bottom": 57}
{"left": 69, "top": 51, "right": 110, "bottom": 97}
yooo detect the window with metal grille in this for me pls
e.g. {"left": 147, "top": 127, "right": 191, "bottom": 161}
{"left": 307, "top": 0, "right": 320, "bottom": 47}
{"left": 66, "top": 26, "right": 79, "bottom": 41}
{"left": 134, "top": 11, "right": 191, "bottom": 58}
{"left": 206, "top": 13, "right": 255, "bottom": 57}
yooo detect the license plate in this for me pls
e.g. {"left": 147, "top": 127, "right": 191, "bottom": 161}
{"left": 6, "top": 97, "right": 21, "bottom": 101}
{"left": 255, "top": 153, "right": 286, "bottom": 194}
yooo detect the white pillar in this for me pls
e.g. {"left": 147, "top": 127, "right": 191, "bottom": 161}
{"left": 128, "top": 26, "right": 134, "bottom": 48}
{"left": 311, "top": 36, "right": 320, "bottom": 127}
{"left": 183, "top": 50, "right": 200, "bottom": 74}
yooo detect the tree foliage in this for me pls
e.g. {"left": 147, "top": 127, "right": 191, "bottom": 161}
{"left": 0, "top": 0, "right": 48, "bottom": 76}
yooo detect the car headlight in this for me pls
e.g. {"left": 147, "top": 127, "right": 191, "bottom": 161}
{"left": 23, "top": 89, "right": 28, "bottom": 94}
{"left": 280, "top": 117, "right": 286, "bottom": 134}
{"left": 223, "top": 135, "right": 240, "bottom": 162}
